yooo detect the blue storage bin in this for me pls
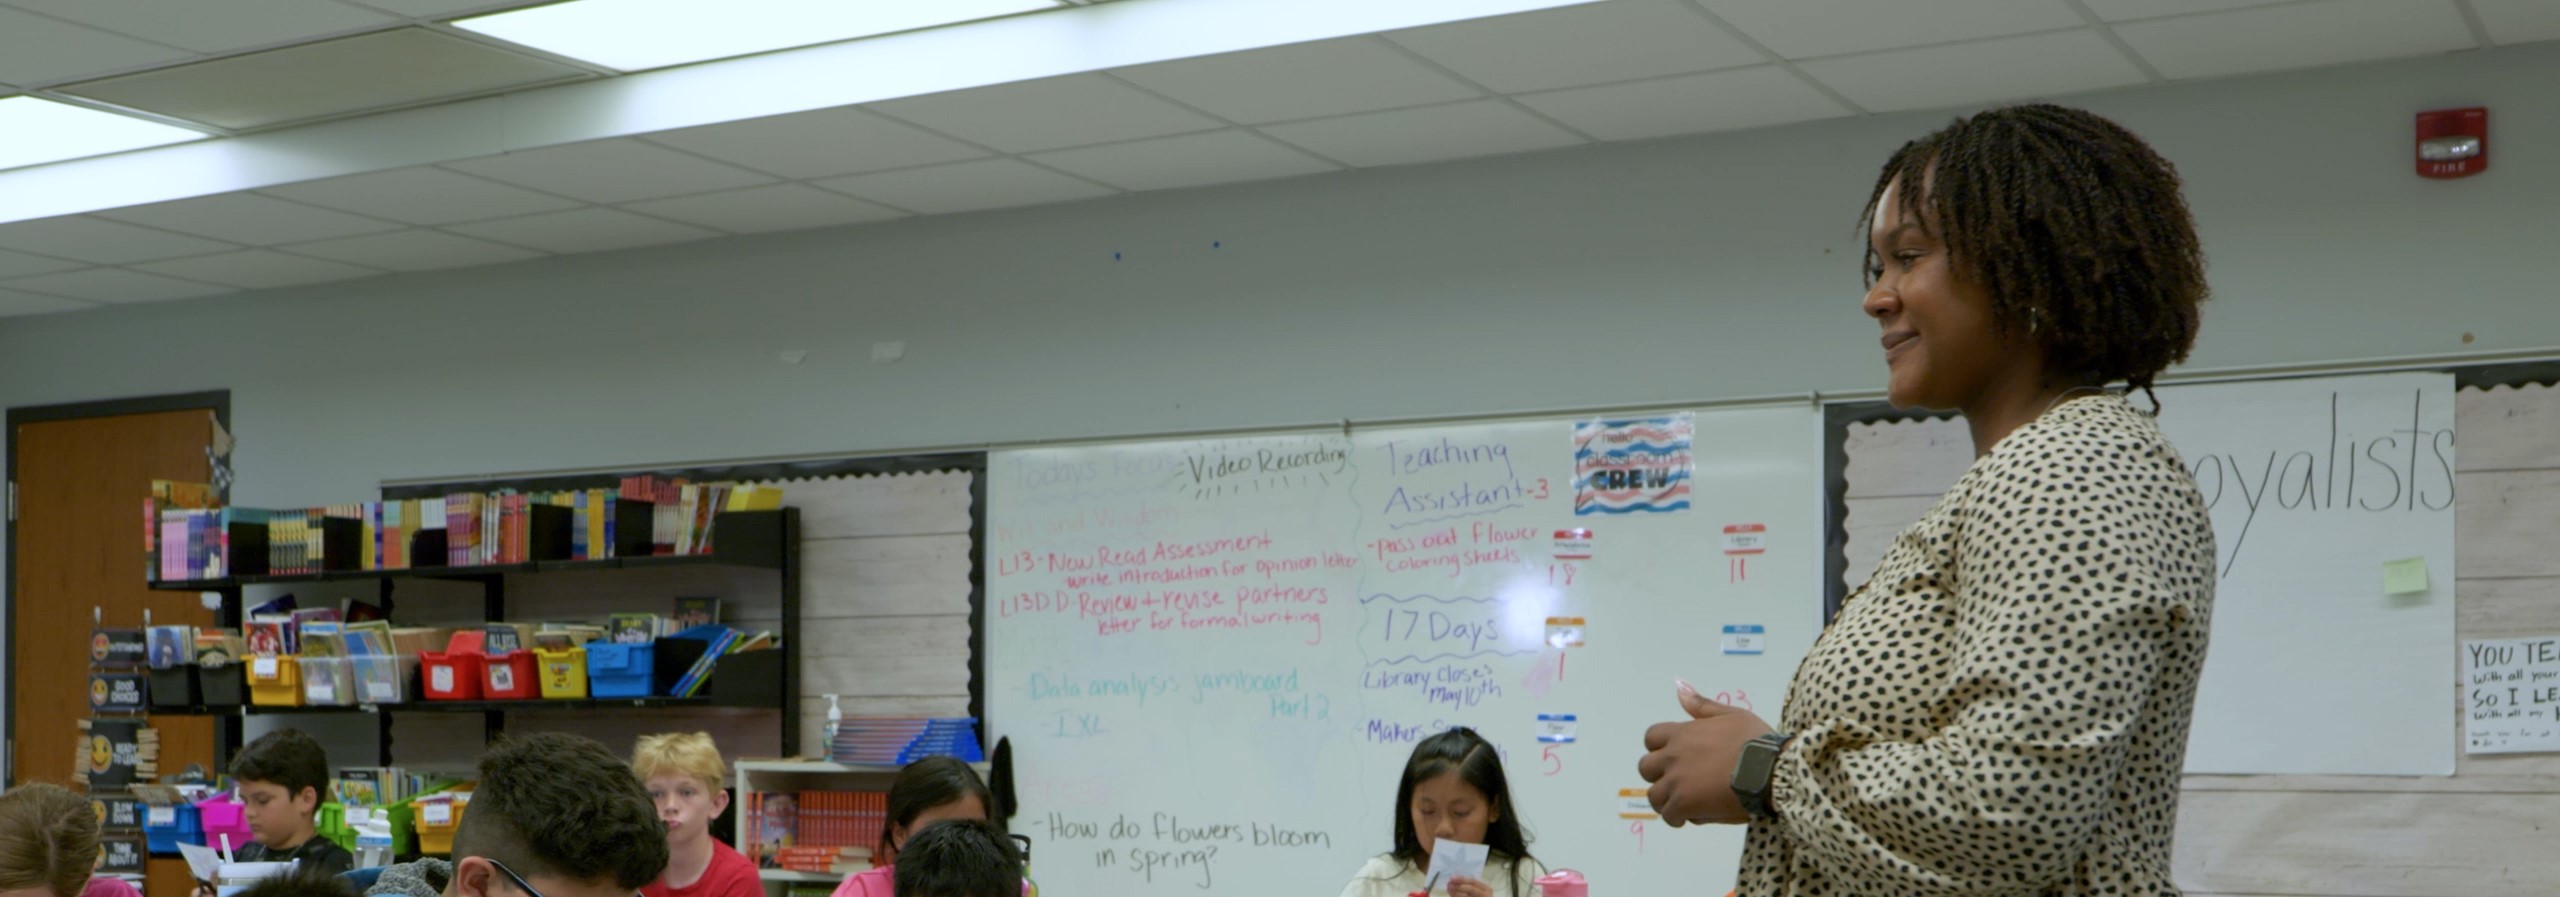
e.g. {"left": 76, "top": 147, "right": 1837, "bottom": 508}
{"left": 141, "top": 802, "right": 201, "bottom": 855}
{"left": 586, "top": 642, "right": 653, "bottom": 698}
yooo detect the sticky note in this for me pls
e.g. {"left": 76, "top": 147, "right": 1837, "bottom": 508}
{"left": 2383, "top": 557, "right": 2429, "bottom": 596}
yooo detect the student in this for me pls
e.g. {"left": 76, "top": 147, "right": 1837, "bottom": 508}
{"left": 1339, "top": 728, "right": 1544, "bottom": 897}
{"left": 1635, "top": 103, "right": 2218, "bottom": 895}
{"left": 889, "top": 821, "right": 1017, "bottom": 897}
{"left": 226, "top": 730, "right": 356, "bottom": 875}
{"left": 0, "top": 782, "right": 137, "bottom": 897}
{"left": 231, "top": 868, "right": 357, "bottom": 897}
{"left": 362, "top": 733, "right": 666, "bottom": 897}
{"left": 631, "top": 733, "right": 759, "bottom": 897}
{"left": 828, "top": 758, "right": 1008, "bottom": 897}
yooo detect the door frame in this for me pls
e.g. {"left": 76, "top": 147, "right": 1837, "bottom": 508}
{"left": 5, "top": 390, "right": 229, "bottom": 784}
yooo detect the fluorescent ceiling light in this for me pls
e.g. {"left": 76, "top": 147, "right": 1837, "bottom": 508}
{"left": 0, "top": 97, "right": 208, "bottom": 172}
{"left": 455, "top": 0, "right": 1062, "bottom": 72}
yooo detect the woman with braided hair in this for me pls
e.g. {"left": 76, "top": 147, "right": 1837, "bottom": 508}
{"left": 1636, "top": 103, "right": 2218, "bottom": 895}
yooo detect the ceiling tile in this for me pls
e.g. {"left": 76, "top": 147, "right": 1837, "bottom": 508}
{"left": 259, "top": 167, "right": 586, "bottom": 226}
{"left": 132, "top": 249, "right": 382, "bottom": 290}
{"left": 1263, "top": 100, "right": 1585, "bottom": 168}
{"left": 622, "top": 184, "right": 907, "bottom": 234}
{"left": 0, "top": 216, "right": 239, "bottom": 264}
{"left": 1801, "top": 29, "right": 2146, "bottom": 113}
{"left": 1389, "top": 0, "right": 1765, "bottom": 94}
{"left": 2116, "top": 0, "right": 2477, "bottom": 80}
{"left": 1026, "top": 130, "right": 1337, "bottom": 192}
{"left": 444, "top": 208, "right": 721, "bottom": 254}
{"left": 443, "top": 139, "right": 777, "bottom": 204}
{"left": 97, "top": 193, "right": 406, "bottom": 245}
{"left": 281, "top": 229, "right": 544, "bottom": 271}
{"left": 1694, "top": 0, "right": 2085, "bottom": 59}
{"left": 0, "top": 247, "right": 88, "bottom": 279}
{"left": 1112, "top": 38, "right": 1479, "bottom": 125}
{"left": 8, "top": 0, "right": 395, "bottom": 55}
{"left": 869, "top": 74, "right": 1223, "bottom": 153}
{"left": 0, "top": 7, "right": 193, "bottom": 87}
{"left": 641, "top": 108, "right": 988, "bottom": 180}
{"left": 1516, "top": 65, "right": 1847, "bottom": 141}
{"left": 0, "top": 287, "right": 98, "bottom": 316}
{"left": 2467, "top": 0, "right": 2558, "bottom": 45}
{"left": 53, "top": 28, "right": 590, "bottom": 131}
{"left": 0, "top": 268, "right": 234, "bottom": 303}
{"left": 2078, "top": 0, "right": 2294, "bottom": 21}
{"left": 813, "top": 158, "right": 1117, "bottom": 215}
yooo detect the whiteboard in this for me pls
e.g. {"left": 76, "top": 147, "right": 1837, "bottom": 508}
{"left": 2156, "top": 372, "right": 2458, "bottom": 775}
{"left": 989, "top": 406, "right": 1819, "bottom": 897}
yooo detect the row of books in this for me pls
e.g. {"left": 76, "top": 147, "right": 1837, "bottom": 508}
{"left": 332, "top": 766, "right": 440, "bottom": 807}
{"left": 829, "top": 718, "right": 984, "bottom": 766}
{"left": 144, "top": 479, "right": 786, "bottom": 581}
{"left": 623, "top": 477, "right": 785, "bottom": 558}
{"left": 748, "top": 790, "right": 886, "bottom": 870}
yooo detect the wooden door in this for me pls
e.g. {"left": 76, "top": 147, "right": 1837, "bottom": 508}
{"left": 13, "top": 408, "right": 219, "bottom": 897}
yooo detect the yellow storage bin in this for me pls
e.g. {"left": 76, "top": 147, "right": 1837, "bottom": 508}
{"left": 534, "top": 646, "right": 587, "bottom": 699}
{"left": 247, "top": 655, "right": 302, "bottom": 707}
{"left": 411, "top": 790, "right": 472, "bottom": 856}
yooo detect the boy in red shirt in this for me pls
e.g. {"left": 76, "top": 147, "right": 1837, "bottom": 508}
{"left": 633, "top": 733, "right": 760, "bottom": 897}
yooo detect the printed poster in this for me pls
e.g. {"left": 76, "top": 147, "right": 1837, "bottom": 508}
{"left": 1573, "top": 413, "right": 1693, "bottom": 515}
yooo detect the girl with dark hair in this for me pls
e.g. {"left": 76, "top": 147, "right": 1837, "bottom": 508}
{"left": 1636, "top": 103, "right": 2218, "bottom": 896}
{"left": 1338, "top": 727, "right": 1544, "bottom": 897}
{"left": 830, "top": 758, "right": 1025, "bottom": 897}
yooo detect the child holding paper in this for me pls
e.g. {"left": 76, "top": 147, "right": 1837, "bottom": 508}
{"left": 1339, "top": 728, "right": 1545, "bottom": 897}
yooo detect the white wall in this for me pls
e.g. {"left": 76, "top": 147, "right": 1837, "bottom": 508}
{"left": 0, "top": 44, "right": 2553, "bottom": 562}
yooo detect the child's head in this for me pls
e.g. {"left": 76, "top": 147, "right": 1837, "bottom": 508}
{"left": 451, "top": 733, "right": 667, "bottom": 897}
{"left": 889, "top": 820, "right": 1017, "bottom": 897}
{"left": 1390, "top": 728, "right": 1531, "bottom": 869}
{"left": 0, "top": 783, "right": 100, "bottom": 897}
{"left": 228, "top": 729, "right": 330, "bottom": 849}
{"left": 232, "top": 867, "right": 357, "bottom": 897}
{"left": 881, "top": 758, "right": 997, "bottom": 864}
{"left": 631, "top": 733, "right": 728, "bottom": 846}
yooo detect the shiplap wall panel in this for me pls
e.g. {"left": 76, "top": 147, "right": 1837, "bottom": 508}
{"left": 2169, "top": 791, "right": 2556, "bottom": 897}
{"left": 801, "top": 534, "right": 973, "bottom": 619}
{"left": 1838, "top": 382, "right": 2558, "bottom": 897}
{"left": 2455, "top": 469, "right": 2560, "bottom": 579}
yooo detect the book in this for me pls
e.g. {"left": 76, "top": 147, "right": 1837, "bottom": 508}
{"left": 194, "top": 630, "right": 239, "bottom": 668}
{"left": 335, "top": 769, "right": 384, "bottom": 806}
{"left": 733, "top": 631, "right": 777, "bottom": 653}
{"left": 482, "top": 624, "right": 523, "bottom": 655}
{"left": 672, "top": 597, "right": 720, "bottom": 630}
{"left": 244, "top": 619, "right": 290, "bottom": 659}
{"left": 671, "top": 628, "right": 739, "bottom": 698}
{"left": 606, "top": 614, "right": 659, "bottom": 645}
{"left": 726, "top": 485, "right": 784, "bottom": 512}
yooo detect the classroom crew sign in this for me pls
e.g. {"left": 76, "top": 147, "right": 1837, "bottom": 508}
{"left": 1572, "top": 414, "right": 1694, "bottom": 515}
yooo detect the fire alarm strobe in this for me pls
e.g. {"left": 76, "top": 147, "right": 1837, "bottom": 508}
{"left": 2416, "top": 107, "right": 2486, "bottom": 178}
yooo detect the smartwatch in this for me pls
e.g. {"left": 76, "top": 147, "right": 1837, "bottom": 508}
{"left": 1730, "top": 731, "right": 1793, "bottom": 822}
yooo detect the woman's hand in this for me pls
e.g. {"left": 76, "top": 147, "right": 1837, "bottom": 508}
{"left": 1443, "top": 874, "right": 1492, "bottom": 897}
{"left": 1637, "top": 682, "right": 1774, "bottom": 826}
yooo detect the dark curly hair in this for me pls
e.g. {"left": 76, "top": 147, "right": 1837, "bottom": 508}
{"left": 229, "top": 728, "right": 331, "bottom": 806}
{"left": 1860, "top": 103, "right": 2207, "bottom": 410}
{"left": 892, "top": 820, "right": 1020, "bottom": 897}
{"left": 454, "top": 733, "right": 667, "bottom": 890}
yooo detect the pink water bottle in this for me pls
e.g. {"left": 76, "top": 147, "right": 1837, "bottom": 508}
{"left": 1534, "top": 868, "right": 1587, "bottom": 897}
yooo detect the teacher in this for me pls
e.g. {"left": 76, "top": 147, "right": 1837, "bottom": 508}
{"left": 1637, "top": 102, "right": 2218, "bottom": 895}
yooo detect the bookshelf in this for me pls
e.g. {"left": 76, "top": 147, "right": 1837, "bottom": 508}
{"left": 147, "top": 508, "right": 802, "bottom": 767}
{"left": 732, "top": 760, "right": 996, "bottom": 897}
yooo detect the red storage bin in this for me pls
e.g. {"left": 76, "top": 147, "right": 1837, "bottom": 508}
{"left": 482, "top": 649, "right": 538, "bottom": 700}
{"left": 421, "top": 631, "right": 487, "bottom": 701}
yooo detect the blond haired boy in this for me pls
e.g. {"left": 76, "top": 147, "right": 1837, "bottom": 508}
{"left": 633, "top": 733, "right": 759, "bottom": 897}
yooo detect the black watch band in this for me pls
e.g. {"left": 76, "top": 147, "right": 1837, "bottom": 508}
{"left": 1730, "top": 731, "right": 1793, "bottom": 822}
